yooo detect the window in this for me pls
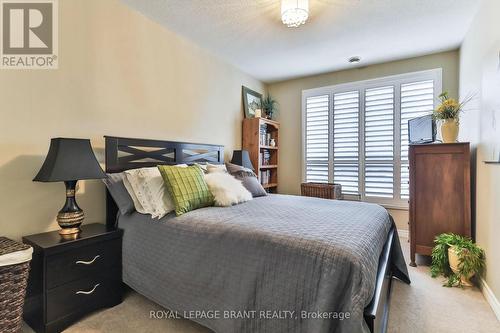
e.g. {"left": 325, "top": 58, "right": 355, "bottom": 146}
{"left": 302, "top": 69, "right": 442, "bottom": 209}
{"left": 333, "top": 91, "right": 359, "bottom": 195}
{"left": 305, "top": 95, "right": 329, "bottom": 183}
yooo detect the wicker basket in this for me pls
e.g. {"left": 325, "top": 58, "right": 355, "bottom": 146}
{"left": 301, "top": 182, "right": 343, "bottom": 200}
{"left": 0, "top": 237, "right": 32, "bottom": 333}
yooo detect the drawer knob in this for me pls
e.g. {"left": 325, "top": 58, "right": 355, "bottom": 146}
{"left": 76, "top": 255, "right": 100, "bottom": 265}
{"left": 75, "top": 283, "right": 100, "bottom": 295}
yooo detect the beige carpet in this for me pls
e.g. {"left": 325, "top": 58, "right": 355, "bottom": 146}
{"left": 23, "top": 237, "right": 500, "bottom": 333}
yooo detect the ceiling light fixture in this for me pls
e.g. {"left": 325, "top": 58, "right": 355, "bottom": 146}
{"left": 281, "top": 0, "right": 309, "bottom": 28}
{"left": 348, "top": 56, "right": 361, "bottom": 64}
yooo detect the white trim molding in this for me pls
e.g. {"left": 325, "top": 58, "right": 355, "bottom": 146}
{"left": 480, "top": 278, "right": 500, "bottom": 322}
{"left": 397, "top": 229, "right": 409, "bottom": 239}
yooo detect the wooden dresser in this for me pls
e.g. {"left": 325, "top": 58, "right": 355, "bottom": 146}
{"left": 409, "top": 143, "right": 471, "bottom": 267}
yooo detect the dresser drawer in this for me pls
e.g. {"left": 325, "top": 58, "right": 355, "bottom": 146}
{"left": 46, "top": 238, "right": 121, "bottom": 289}
{"left": 46, "top": 272, "right": 122, "bottom": 323}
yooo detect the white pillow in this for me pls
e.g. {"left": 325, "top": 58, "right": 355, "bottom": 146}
{"left": 124, "top": 167, "right": 175, "bottom": 219}
{"left": 206, "top": 163, "right": 227, "bottom": 174}
{"left": 122, "top": 176, "right": 147, "bottom": 214}
{"left": 204, "top": 173, "right": 252, "bottom": 207}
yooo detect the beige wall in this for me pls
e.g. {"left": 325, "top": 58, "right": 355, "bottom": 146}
{"left": 0, "top": 0, "right": 264, "bottom": 240}
{"left": 268, "top": 51, "right": 460, "bottom": 229}
{"left": 459, "top": 0, "right": 500, "bottom": 305}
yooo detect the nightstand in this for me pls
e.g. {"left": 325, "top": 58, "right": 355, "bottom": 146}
{"left": 22, "top": 223, "right": 123, "bottom": 333}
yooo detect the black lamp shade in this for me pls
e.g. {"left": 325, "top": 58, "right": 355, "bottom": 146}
{"left": 231, "top": 150, "right": 254, "bottom": 171}
{"left": 33, "top": 138, "right": 105, "bottom": 182}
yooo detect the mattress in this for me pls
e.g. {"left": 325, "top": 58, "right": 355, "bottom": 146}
{"left": 118, "top": 194, "right": 409, "bottom": 333}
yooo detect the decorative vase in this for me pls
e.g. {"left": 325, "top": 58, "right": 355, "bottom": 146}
{"left": 441, "top": 119, "right": 459, "bottom": 143}
{"left": 448, "top": 246, "right": 474, "bottom": 287}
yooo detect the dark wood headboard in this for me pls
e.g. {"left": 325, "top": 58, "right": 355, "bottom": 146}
{"left": 104, "top": 136, "right": 224, "bottom": 227}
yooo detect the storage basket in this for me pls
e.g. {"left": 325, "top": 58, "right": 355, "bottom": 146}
{"left": 0, "top": 237, "right": 33, "bottom": 333}
{"left": 301, "top": 182, "right": 343, "bottom": 200}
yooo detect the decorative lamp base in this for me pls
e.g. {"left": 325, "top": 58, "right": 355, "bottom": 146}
{"left": 58, "top": 227, "right": 81, "bottom": 236}
{"left": 57, "top": 180, "right": 84, "bottom": 237}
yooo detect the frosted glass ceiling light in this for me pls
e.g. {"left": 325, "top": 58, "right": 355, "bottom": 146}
{"left": 281, "top": 0, "right": 309, "bottom": 28}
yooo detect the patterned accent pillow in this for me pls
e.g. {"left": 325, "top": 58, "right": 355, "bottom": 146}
{"left": 158, "top": 164, "right": 214, "bottom": 216}
{"left": 124, "top": 167, "right": 175, "bottom": 219}
{"left": 122, "top": 174, "right": 147, "bottom": 214}
{"left": 194, "top": 163, "right": 208, "bottom": 173}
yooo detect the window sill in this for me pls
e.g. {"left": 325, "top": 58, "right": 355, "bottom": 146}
{"left": 380, "top": 203, "right": 409, "bottom": 211}
{"left": 342, "top": 196, "right": 409, "bottom": 211}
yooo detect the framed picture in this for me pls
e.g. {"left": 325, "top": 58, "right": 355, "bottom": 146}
{"left": 242, "top": 86, "right": 262, "bottom": 118}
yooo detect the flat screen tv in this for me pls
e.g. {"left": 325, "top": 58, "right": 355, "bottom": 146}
{"left": 408, "top": 115, "right": 436, "bottom": 144}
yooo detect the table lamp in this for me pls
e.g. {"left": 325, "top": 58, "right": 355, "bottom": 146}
{"left": 33, "top": 138, "right": 106, "bottom": 236}
{"left": 230, "top": 150, "right": 254, "bottom": 170}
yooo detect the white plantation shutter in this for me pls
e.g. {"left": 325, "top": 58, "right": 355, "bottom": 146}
{"left": 364, "top": 86, "right": 394, "bottom": 198}
{"left": 302, "top": 69, "right": 440, "bottom": 208}
{"left": 333, "top": 91, "right": 360, "bottom": 195}
{"left": 400, "top": 80, "right": 434, "bottom": 198}
{"left": 305, "top": 95, "right": 329, "bottom": 182}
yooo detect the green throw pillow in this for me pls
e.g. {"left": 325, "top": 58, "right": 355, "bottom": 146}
{"left": 158, "top": 164, "right": 214, "bottom": 216}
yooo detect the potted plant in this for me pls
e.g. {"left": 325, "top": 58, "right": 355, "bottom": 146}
{"left": 430, "top": 233, "right": 485, "bottom": 287}
{"left": 432, "top": 92, "right": 472, "bottom": 143}
{"left": 261, "top": 95, "right": 278, "bottom": 120}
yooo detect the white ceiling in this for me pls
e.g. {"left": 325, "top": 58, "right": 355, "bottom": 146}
{"left": 122, "top": 0, "right": 479, "bottom": 83}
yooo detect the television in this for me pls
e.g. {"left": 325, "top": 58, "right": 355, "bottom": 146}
{"left": 408, "top": 115, "right": 436, "bottom": 144}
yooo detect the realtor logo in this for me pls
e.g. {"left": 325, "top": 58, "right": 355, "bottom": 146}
{"left": 1, "top": 0, "right": 58, "bottom": 69}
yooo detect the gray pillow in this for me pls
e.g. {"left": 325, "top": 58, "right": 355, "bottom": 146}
{"left": 225, "top": 163, "right": 267, "bottom": 197}
{"left": 102, "top": 172, "right": 135, "bottom": 215}
{"left": 240, "top": 176, "right": 268, "bottom": 197}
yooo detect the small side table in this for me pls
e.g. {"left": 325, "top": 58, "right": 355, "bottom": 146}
{"left": 22, "top": 223, "right": 123, "bottom": 333}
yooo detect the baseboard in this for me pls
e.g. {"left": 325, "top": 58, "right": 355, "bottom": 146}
{"left": 480, "top": 278, "right": 500, "bottom": 321}
{"left": 397, "top": 229, "right": 409, "bottom": 239}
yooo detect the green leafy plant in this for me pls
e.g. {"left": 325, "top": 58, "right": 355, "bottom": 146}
{"left": 261, "top": 95, "right": 278, "bottom": 120}
{"left": 431, "top": 233, "right": 485, "bottom": 287}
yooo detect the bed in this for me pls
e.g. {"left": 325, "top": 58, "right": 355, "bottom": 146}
{"left": 104, "top": 136, "right": 410, "bottom": 333}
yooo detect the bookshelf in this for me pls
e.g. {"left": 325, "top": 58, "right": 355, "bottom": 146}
{"left": 242, "top": 117, "right": 279, "bottom": 193}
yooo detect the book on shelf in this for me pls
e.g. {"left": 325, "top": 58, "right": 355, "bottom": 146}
{"left": 260, "top": 124, "right": 267, "bottom": 146}
{"left": 259, "top": 124, "right": 272, "bottom": 146}
{"left": 259, "top": 170, "right": 271, "bottom": 185}
{"left": 260, "top": 149, "right": 271, "bottom": 166}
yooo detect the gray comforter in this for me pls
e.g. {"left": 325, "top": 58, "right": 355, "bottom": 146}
{"left": 118, "top": 194, "right": 409, "bottom": 333}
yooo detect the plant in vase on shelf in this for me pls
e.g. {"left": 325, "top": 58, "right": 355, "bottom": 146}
{"left": 261, "top": 95, "right": 278, "bottom": 120}
{"left": 432, "top": 92, "right": 472, "bottom": 143}
{"left": 430, "top": 233, "right": 485, "bottom": 288}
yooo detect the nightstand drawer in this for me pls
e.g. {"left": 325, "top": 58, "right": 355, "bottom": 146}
{"left": 46, "top": 272, "right": 122, "bottom": 323}
{"left": 46, "top": 238, "right": 121, "bottom": 289}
